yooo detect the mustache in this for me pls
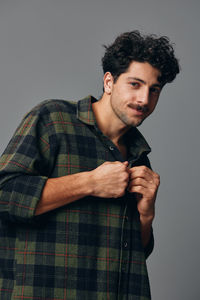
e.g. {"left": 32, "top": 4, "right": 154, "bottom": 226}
{"left": 128, "top": 104, "right": 149, "bottom": 113}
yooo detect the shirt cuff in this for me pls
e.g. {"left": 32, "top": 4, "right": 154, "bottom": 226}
{"left": 144, "top": 227, "right": 154, "bottom": 259}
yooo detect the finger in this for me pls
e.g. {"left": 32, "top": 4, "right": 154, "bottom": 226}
{"left": 130, "top": 170, "right": 153, "bottom": 182}
{"left": 128, "top": 184, "right": 145, "bottom": 194}
{"left": 129, "top": 166, "right": 150, "bottom": 176}
{"left": 129, "top": 166, "right": 158, "bottom": 181}
{"left": 129, "top": 177, "right": 150, "bottom": 189}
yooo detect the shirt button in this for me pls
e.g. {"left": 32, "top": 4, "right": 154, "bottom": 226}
{"left": 109, "top": 146, "right": 114, "bottom": 151}
{"left": 124, "top": 241, "right": 128, "bottom": 248}
{"left": 122, "top": 264, "right": 126, "bottom": 272}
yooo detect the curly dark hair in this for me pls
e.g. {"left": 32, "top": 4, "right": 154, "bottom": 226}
{"left": 102, "top": 30, "right": 180, "bottom": 85}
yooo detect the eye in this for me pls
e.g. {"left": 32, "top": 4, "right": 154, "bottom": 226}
{"left": 150, "top": 87, "right": 161, "bottom": 95}
{"left": 130, "top": 82, "right": 139, "bottom": 88}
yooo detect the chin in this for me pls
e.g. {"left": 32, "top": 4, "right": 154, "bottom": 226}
{"left": 120, "top": 113, "right": 145, "bottom": 128}
{"left": 130, "top": 117, "right": 145, "bottom": 127}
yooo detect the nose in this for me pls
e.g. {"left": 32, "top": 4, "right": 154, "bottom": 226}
{"left": 137, "top": 88, "right": 149, "bottom": 106}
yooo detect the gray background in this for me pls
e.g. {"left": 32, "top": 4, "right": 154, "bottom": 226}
{"left": 0, "top": 0, "right": 199, "bottom": 299}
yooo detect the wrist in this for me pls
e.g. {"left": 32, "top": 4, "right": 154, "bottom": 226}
{"left": 140, "top": 214, "right": 154, "bottom": 227}
{"left": 140, "top": 214, "right": 154, "bottom": 248}
{"left": 85, "top": 170, "right": 97, "bottom": 196}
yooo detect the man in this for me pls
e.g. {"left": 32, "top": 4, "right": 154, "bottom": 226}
{"left": 0, "top": 31, "right": 179, "bottom": 299}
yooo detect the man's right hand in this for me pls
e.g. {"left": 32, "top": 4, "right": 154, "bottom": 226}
{"left": 90, "top": 161, "right": 129, "bottom": 198}
{"left": 36, "top": 161, "right": 130, "bottom": 215}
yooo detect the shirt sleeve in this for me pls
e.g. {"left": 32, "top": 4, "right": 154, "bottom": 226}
{"left": 144, "top": 227, "right": 154, "bottom": 259}
{"left": 137, "top": 155, "right": 155, "bottom": 258}
{"left": 0, "top": 108, "right": 52, "bottom": 223}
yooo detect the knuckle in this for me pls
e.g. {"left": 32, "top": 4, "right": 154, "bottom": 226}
{"left": 140, "top": 167, "right": 147, "bottom": 175}
{"left": 120, "top": 163, "right": 126, "bottom": 170}
{"left": 118, "top": 190, "right": 125, "bottom": 197}
{"left": 122, "top": 166, "right": 127, "bottom": 172}
{"left": 129, "top": 186, "right": 133, "bottom": 193}
{"left": 155, "top": 174, "right": 160, "bottom": 185}
{"left": 123, "top": 173, "right": 129, "bottom": 181}
{"left": 154, "top": 171, "right": 160, "bottom": 178}
{"left": 152, "top": 183, "right": 157, "bottom": 190}
{"left": 141, "top": 165, "right": 148, "bottom": 171}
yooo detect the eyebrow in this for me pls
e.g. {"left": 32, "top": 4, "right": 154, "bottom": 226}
{"left": 127, "top": 77, "right": 162, "bottom": 88}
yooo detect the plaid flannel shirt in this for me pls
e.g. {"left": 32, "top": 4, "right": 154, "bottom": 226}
{"left": 0, "top": 95, "right": 154, "bottom": 300}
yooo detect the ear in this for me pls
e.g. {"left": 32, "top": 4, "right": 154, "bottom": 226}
{"left": 103, "top": 72, "right": 114, "bottom": 94}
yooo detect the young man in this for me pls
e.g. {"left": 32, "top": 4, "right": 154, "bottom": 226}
{"left": 0, "top": 31, "right": 180, "bottom": 299}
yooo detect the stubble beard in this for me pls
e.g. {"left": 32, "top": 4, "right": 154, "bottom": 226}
{"left": 111, "top": 103, "right": 147, "bottom": 128}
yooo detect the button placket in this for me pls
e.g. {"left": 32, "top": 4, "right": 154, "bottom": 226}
{"left": 120, "top": 210, "right": 130, "bottom": 266}
{"left": 118, "top": 213, "right": 131, "bottom": 296}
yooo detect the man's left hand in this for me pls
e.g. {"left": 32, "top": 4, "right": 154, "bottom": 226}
{"left": 128, "top": 166, "right": 160, "bottom": 222}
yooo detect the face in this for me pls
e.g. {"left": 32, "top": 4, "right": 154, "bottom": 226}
{"left": 105, "top": 61, "right": 162, "bottom": 128}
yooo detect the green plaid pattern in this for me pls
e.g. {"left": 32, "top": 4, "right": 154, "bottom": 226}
{"left": 0, "top": 95, "right": 154, "bottom": 299}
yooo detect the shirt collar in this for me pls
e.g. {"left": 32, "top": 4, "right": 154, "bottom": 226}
{"left": 77, "top": 95, "right": 151, "bottom": 156}
{"left": 125, "top": 127, "right": 151, "bottom": 159}
{"left": 77, "top": 95, "right": 97, "bottom": 125}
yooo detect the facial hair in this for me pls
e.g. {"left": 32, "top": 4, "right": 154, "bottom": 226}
{"left": 111, "top": 102, "right": 150, "bottom": 127}
{"left": 127, "top": 103, "right": 149, "bottom": 113}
